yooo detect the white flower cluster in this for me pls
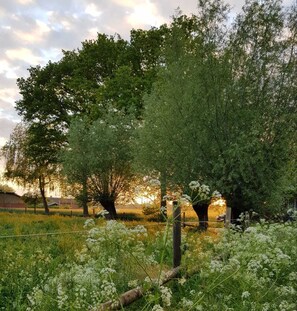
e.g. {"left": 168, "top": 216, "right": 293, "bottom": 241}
{"left": 96, "top": 209, "right": 109, "bottom": 218}
{"left": 83, "top": 218, "right": 95, "bottom": 229}
{"left": 187, "top": 180, "right": 221, "bottom": 205}
{"left": 152, "top": 304, "right": 164, "bottom": 311}
{"left": 179, "top": 222, "right": 297, "bottom": 310}
{"left": 160, "top": 285, "right": 172, "bottom": 307}
{"left": 26, "top": 220, "right": 157, "bottom": 310}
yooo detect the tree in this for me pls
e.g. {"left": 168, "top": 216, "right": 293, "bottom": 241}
{"left": 60, "top": 118, "right": 91, "bottom": 216}
{"left": 136, "top": 0, "right": 296, "bottom": 223}
{"left": 61, "top": 111, "right": 134, "bottom": 219}
{"left": 135, "top": 1, "right": 231, "bottom": 223}
{"left": 22, "top": 191, "right": 41, "bottom": 212}
{"left": 15, "top": 29, "right": 169, "bottom": 207}
{"left": 211, "top": 0, "right": 297, "bottom": 218}
{"left": 1, "top": 123, "right": 58, "bottom": 214}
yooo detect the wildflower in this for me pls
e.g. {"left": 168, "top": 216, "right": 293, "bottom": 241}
{"left": 83, "top": 218, "right": 95, "bottom": 228}
{"left": 128, "top": 279, "right": 138, "bottom": 288}
{"left": 144, "top": 276, "right": 151, "bottom": 284}
{"left": 178, "top": 277, "right": 187, "bottom": 285}
{"left": 96, "top": 209, "right": 109, "bottom": 218}
{"left": 288, "top": 272, "right": 297, "bottom": 281}
{"left": 152, "top": 304, "right": 164, "bottom": 311}
{"left": 241, "top": 291, "right": 250, "bottom": 299}
{"left": 181, "top": 194, "right": 192, "bottom": 203}
{"left": 262, "top": 303, "right": 270, "bottom": 311}
{"left": 190, "top": 290, "right": 196, "bottom": 296}
{"left": 212, "top": 190, "right": 222, "bottom": 198}
{"left": 160, "top": 285, "right": 172, "bottom": 306}
{"left": 200, "top": 184, "right": 210, "bottom": 193}
{"left": 180, "top": 297, "right": 194, "bottom": 308}
{"left": 189, "top": 181, "right": 200, "bottom": 190}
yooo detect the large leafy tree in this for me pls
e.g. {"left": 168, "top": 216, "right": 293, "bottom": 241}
{"left": 135, "top": 0, "right": 230, "bottom": 208}
{"left": 136, "top": 0, "right": 296, "bottom": 221}
{"left": 212, "top": 0, "right": 297, "bottom": 217}
{"left": 61, "top": 112, "right": 134, "bottom": 219}
{"left": 15, "top": 29, "right": 169, "bottom": 210}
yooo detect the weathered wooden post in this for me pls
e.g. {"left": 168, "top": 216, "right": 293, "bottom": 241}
{"left": 225, "top": 207, "right": 232, "bottom": 228}
{"left": 173, "top": 200, "right": 181, "bottom": 268}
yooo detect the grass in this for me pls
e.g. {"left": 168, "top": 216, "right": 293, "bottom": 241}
{"left": 0, "top": 206, "right": 268, "bottom": 311}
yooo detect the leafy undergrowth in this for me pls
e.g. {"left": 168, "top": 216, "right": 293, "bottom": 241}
{"left": 134, "top": 221, "right": 297, "bottom": 311}
{"left": 0, "top": 212, "right": 296, "bottom": 311}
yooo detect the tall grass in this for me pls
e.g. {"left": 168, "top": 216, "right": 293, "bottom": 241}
{"left": 1, "top": 211, "right": 296, "bottom": 311}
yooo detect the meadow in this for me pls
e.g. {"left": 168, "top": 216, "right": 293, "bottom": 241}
{"left": 0, "top": 208, "right": 296, "bottom": 311}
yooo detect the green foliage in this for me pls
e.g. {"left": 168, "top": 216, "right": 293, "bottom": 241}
{"left": 22, "top": 192, "right": 41, "bottom": 207}
{"left": 0, "top": 213, "right": 87, "bottom": 310}
{"left": 173, "top": 222, "right": 297, "bottom": 311}
{"left": 60, "top": 111, "right": 135, "bottom": 218}
{"left": 136, "top": 0, "right": 297, "bottom": 216}
{"left": 2, "top": 212, "right": 297, "bottom": 311}
{"left": 0, "top": 214, "right": 173, "bottom": 310}
{"left": 1, "top": 123, "right": 59, "bottom": 214}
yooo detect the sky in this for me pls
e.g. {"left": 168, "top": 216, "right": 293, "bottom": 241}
{"left": 0, "top": 0, "right": 293, "bottom": 164}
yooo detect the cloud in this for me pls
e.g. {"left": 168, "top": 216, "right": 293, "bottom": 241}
{"left": 14, "top": 19, "right": 51, "bottom": 44}
{"left": 0, "top": 118, "right": 18, "bottom": 144}
{"left": 126, "top": 1, "right": 166, "bottom": 28}
{"left": 0, "top": 88, "right": 18, "bottom": 108}
{"left": 5, "top": 47, "right": 42, "bottom": 65}
{"left": 85, "top": 3, "right": 102, "bottom": 18}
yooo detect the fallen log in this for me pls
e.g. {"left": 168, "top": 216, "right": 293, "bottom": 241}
{"left": 98, "top": 266, "right": 181, "bottom": 310}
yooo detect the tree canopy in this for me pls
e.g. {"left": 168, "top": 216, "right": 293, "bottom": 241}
{"left": 2, "top": 0, "right": 296, "bottom": 218}
{"left": 135, "top": 0, "right": 297, "bottom": 218}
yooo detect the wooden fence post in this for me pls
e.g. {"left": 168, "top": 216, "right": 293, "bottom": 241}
{"left": 173, "top": 201, "right": 181, "bottom": 268}
{"left": 225, "top": 207, "right": 232, "bottom": 228}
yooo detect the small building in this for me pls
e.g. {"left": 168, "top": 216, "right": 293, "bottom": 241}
{"left": 47, "top": 197, "right": 79, "bottom": 209}
{"left": 0, "top": 191, "right": 25, "bottom": 209}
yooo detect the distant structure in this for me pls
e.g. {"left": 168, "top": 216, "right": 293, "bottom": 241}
{"left": 47, "top": 197, "right": 79, "bottom": 209}
{"left": 0, "top": 191, "right": 25, "bottom": 209}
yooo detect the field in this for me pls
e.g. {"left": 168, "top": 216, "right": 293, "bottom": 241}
{"left": 1, "top": 208, "right": 296, "bottom": 311}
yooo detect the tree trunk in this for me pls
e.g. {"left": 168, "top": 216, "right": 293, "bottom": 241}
{"left": 99, "top": 198, "right": 117, "bottom": 219}
{"left": 226, "top": 188, "right": 245, "bottom": 225}
{"left": 192, "top": 202, "right": 209, "bottom": 230}
{"left": 82, "top": 179, "right": 89, "bottom": 217}
{"left": 39, "top": 177, "right": 49, "bottom": 215}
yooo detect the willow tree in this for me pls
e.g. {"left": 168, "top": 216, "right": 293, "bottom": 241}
{"left": 61, "top": 111, "right": 134, "bottom": 219}
{"left": 136, "top": 0, "right": 297, "bottom": 221}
